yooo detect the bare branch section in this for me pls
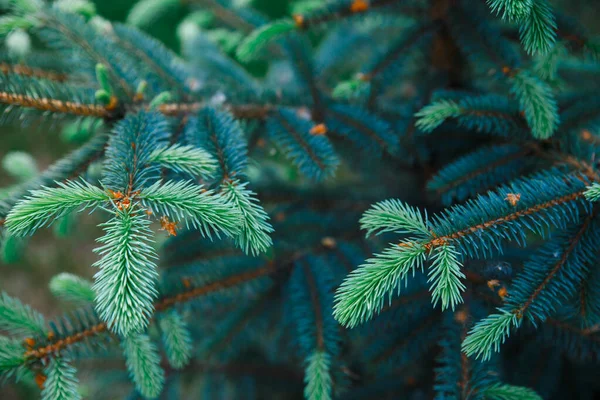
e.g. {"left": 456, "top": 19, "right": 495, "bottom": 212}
{"left": 0, "top": 62, "right": 67, "bottom": 82}
{"left": 0, "top": 91, "right": 111, "bottom": 117}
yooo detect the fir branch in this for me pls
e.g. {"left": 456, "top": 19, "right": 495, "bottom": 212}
{"left": 139, "top": 180, "right": 242, "bottom": 239}
{"left": 93, "top": 207, "right": 159, "bottom": 337}
{"left": 0, "top": 337, "right": 26, "bottom": 376}
{"left": 360, "top": 199, "right": 430, "bottom": 238}
{"left": 158, "top": 310, "right": 192, "bottom": 370}
{"left": 267, "top": 108, "right": 339, "bottom": 180}
{"left": 333, "top": 242, "right": 427, "bottom": 328}
{"left": 509, "top": 70, "right": 558, "bottom": 139}
{"left": 220, "top": 180, "right": 273, "bottom": 256}
{"left": 519, "top": 0, "right": 557, "bottom": 55}
{"left": 149, "top": 144, "right": 217, "bottom": 180}
{"left": 236, "top": 19, "right": 296, "bottom": 62}
{"left": 49, "top": 273, "right": 95, "bottom": 305}
{"left": 477, "top": 382, "right": 543, "bottom": 400}
{"left": 428, "top": 245, "right": 466, "bottom": 311}
{"left": 41, "top": 357, "right": 81, "bottom": 400}
{"left": 4, "top": 179, "right": 109, "bottom": 237}
{"left": 304, "top": 351, "right": 332, "bottom": 400}
{"left": 461, "top": 311, "right": 520, "bottom": 361}
{"left": 122, "top": 334, "right": 165, "bottom": 398}
{"left": 0, "top": 292, "right": 46, "bottom": 336}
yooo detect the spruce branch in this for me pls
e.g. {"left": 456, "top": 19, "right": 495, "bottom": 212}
{"left": 487, "top": 0, "right": 534, "bottom": 22}
{"left": 158, "top": 310, "right": 192, "bottom": 369}
{"left": 236, "top": 19, "right": 296, "bottom": 62}
{"left": 0, "top": 337, "right": 26, "bottom": 377}
{"left": 462, "top": 212, "right": 600, "bottom": 360}
{"left": 428, "top": 244, "right": 466, "bottom": 311}
{"left": 519, "top": 0, "right": 556, "bottom": 55}
{"left": 93, "top": 207, "right": 159, "bottom": 337}
{"left": 461, "top": 311, "right": 520, "bottom": 361}
{"left": 304, "top": 351, "right": 332, "bottom": 400}
{"left": 185, "top": 106, "right": 249, "bottom": 182}
{"left": 49, "top": 273, "right": 95, "bottom": 305}
{"left": 149, "top": 144, "right": 217, "bottom": 180}
{"left": 41, "top": 356, "right": 81, "bottom": 400}
{"left": 139, "top": 180, "right": 242, "bottom": 239}
{"left": 122, "top": 333, "right": 165, "bottom": 398}
{"left": 486, "top": 0, "right": 556, "bottom": 55}
{"left": 4, "top": 179, "right": 109, "bottom": 236}
{"left": 415, "top": 100, "right": 462, "bottom": 132}
{"left": 477, "top": 383, "right": 542, "bottom": 400}
{"left": 336, "top": 171, "right": 589, "bottom": 328}
{"left": 415, "top": 95, "right": 527, "bottom": 138}
{"left": 360, "top": 199, "right": 430, "bottom": 238}
{"left": 0, "top": 291, "right": 46, "bottom": 336}
{"left": 584, "top": 182, "right": 600, "bottom": 201}
{"left": 333, "top": 242, "right": 427, "bottom": 328}
{"left": 220, "top": 180, "right": 273, "bottom": 256}
{"left": 509, "top": 70, "right": 558, "bottom": 139}
{"left": 0, "top": 62, "right": 67, "bottom": 81}
{"left": 0, "top": 90, "right": 109, "bottom": 117}
{"left": 0, "top": 134, "right": 107, "bottom": 216}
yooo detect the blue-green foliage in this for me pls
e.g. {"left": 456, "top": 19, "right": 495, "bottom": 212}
{"left": 427, "top": 144, "right": 537, "bottom": 204}
{"left": 506, "top": 217, "right": 600, "bottom": 324}
{"left": 102, "top": 111, "right": 170, "bottom": 192}
{"left": 430, "top": 170, "right": 590, "bottom": 258}
{"left": 1, "top": 0, "right": 600, "bottom": 399}
{"left": 325, "top": 103, "right": 399, "bottom": 154}
{"left": 266, "top": 107, "right": 339, "bottom": 180}
{"left": 289, "top": 256, "right": 340, "bottom": 359}
{"left": 38, "top": 9, "right": 139, "bottom": 98}
{"left": 184, "top": 106, "right": 248, "bottom": 183}
{"left": 111, "top": 24, "right": 192, "bottom": 99}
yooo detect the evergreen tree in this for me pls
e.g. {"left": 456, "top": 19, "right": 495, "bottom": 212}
{"left": 0, "top": 0, "right": 599, "bottom": 398}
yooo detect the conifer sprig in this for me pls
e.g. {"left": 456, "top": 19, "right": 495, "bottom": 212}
{"left": 487, "top": 0, "right": 557, "bottom": 55}
{"left": 149, "top": 144, "right": 217, "bottom": 179}
{"left": 93, "top": 207, "right": 159, "bottom": 337}
{"left": 138, "top": 180, "right": 242, "bottom": 239}
{"left": 158, "top": 310, "right": 192, "bottom": 369}
{"left": 41, "top": 357, "right": 81, "bottom": 400}
{"left": 122, "top": 333, "right": 165, "bottom": 398}
{"left": 220, "top": 180, "right": 273, "bottom": 256}
{"left": 4, "top": 180, "right": 110, "bottom": 236}
{"left": 360, "top": 199, "right": 430, "bottom": 238}
{"left": 0, "top": 292, "right": 46, "bottom": 336}
{"left": 335, "top": 171, "right": 590, "bottom": 328}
